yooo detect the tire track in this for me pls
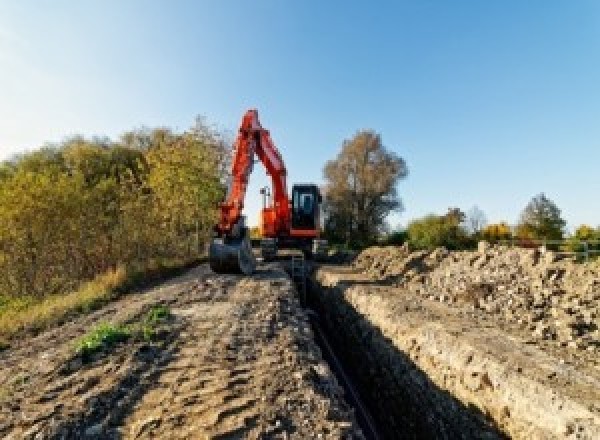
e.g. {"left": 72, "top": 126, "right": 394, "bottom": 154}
{"left": 1, "top": 266, "right": 361, "bottom": 439}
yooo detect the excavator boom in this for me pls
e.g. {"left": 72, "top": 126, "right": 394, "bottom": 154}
{"left": 210, "top": 109, "right": 290, "bottom": 274}
{"left": 209, "top": 109, "right": 325, "bottom": 275}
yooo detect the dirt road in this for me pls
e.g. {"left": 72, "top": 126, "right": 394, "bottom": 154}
{"left": 0, "top": 265, "right": 360, "bottom": 439}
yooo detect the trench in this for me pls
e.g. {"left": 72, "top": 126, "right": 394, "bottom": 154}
{"left": 285, "top": 260, "right": 506, "bottom": 440}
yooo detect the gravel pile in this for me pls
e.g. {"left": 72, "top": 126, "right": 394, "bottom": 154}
{"left": 352, "top": 243, "right": 600, "bottom": 351}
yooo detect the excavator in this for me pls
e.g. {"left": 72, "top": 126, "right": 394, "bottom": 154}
{"left": 209, "top": 109, "right": 327, "bottom": 275}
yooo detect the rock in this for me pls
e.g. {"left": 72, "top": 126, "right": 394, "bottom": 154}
{"left": 478, "top": 241, "right": 490, "bottom": 254}
{"left": 132, "top": 416, "right": 161, "bottom": 437}
{"left": 85, "top": 423, "right": 103, "bottom": 437}
{"left": 544, "top": 250, "right": 558, "bottom": 264}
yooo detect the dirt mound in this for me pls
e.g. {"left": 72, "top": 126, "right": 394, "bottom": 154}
{"left": 352, "top": 243, "right": 600, "bottom": 352}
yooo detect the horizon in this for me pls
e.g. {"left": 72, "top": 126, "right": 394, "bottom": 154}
{"left": 1, "top": 1, "right": 599, "bottom": 231}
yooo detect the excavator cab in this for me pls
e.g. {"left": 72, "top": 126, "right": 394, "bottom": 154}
{"left": 291, "top": 184, "right": 321, "bottom": 231}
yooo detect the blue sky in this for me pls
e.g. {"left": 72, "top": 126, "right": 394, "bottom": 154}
{"left": 1, "top": 1, "right": 599, "bottom": 231}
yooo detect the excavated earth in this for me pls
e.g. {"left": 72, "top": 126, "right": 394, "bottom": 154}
{"left": 311, "top": 244, "right": 600, "bottom": 439}
{"left": 0, "top": 264, "right": 361, "bottom": 439}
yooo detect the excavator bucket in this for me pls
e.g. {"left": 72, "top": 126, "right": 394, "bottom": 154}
{"left": 209, "top": 229, "right": 256, "bottom": 275}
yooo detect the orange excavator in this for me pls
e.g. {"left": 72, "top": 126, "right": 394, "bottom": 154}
{"left": 209, "top": 109, "right": 327, "bottom": 274}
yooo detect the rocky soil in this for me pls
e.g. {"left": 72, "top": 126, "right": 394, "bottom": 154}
{"left": 0, "top": 265, "right": 361, "bottom": 439}
{"left": 353, "top": 243, "right": 600, "bottom": 355}
{"left": 309, "top": 243, "right": 600, "bottom": 438}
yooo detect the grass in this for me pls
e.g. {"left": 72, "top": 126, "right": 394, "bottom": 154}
{"left": 76, "top": 322, "right": 131, "bottom": 357}
{"left": 75, "top": 305, "right": 172, "bottom": 358}
{"left": 0, "top": 257, "right": 199, "bottom": 349}
{"left": 132, "top": 304, "right": 172, "bottom": 342}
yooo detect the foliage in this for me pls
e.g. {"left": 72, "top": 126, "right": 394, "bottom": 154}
{"left": 0, "top": 267, "right": 126, "bottom": 347}
{"left": 76, "top": 322, "right": 130, "bottom": 357}
{"left": 0, "top": 121, "right": 226, "bottom": 299}
{"left": 481, "top": 222, "right": 513, "bottom": 242}
{"left": 382, "top": 229, "right": 408, "bottom": 245}
{"left": 407, "top": 209, "right": 472, "bottom": 250}
{"left": 573, "top": 224, "right": 599, "bottom": 241}
{"left": 136, "top": 304, "right": 172, "bottom": 341}
{"left": 517, "top": 193, "right": 566, "bottom": 240}
{"left": 75, "top": 304, "right": 172, "bottom": 358}
{"left": 565, "top": 225, "right": 600, "bottom": 254}
{"left": 249, "top": 226, "right": 262, "bottom": 239}
{"left": 0, "top": 259, "right": 195, "bottom": 347}
{"left": 323, "top": 130, "right": 408, "bottom": 246}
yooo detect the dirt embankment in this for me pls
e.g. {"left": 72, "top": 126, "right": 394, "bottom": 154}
{"left": 353, "top": 243, "right": 600, "bottom": 355}
{"left": 313, "top": 244, "right": 600, "bottom": 439}
{"left": 0, "top": 265, "right": 361, "bottom": 439}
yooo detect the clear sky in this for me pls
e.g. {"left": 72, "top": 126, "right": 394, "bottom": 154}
{"left": 1, "top": 0, "right": 599, "bottom": 231}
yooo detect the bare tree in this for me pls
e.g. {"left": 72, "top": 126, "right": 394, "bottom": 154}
{"left": 465, "top": 205, "right": 487, "bottom": 235}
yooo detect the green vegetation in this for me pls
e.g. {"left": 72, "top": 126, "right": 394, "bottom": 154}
{"left": 136, "top": 304, "right": 172, "bottom": 341}
{"left": 407, "top": 208, "right": 472, "bottom": 250}
{"left": 0, "top": 258, "right": 195, "bottom": 348}
{"left": 0, "top": 121, "right": 226, "bottom": 301}
{"left": 76, "top": 322, "right": 131, "bottom": 357}
{"left": 481, "top": 222, "right": 513, "bottom": 243}
{"left": 382, "top": 229, "right": 408, "bottom": 246}
{"left": 516, "top": 193, "right": 566, "bottom": 241}
{"left": 323, "top": 130, "right": 408, "bottom": 247}
{"left": 75, "top": 305, "right": 172, "bottom": 358}
{"left": 565, "top": 225, "right": 600, "bottom": 256}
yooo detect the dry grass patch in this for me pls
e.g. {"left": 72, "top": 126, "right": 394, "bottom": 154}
{"left": 0, "top": 258, "right": 200, "bottom": 348}
{"left": 0, "top": 267, "right": 126, "bottom": 346}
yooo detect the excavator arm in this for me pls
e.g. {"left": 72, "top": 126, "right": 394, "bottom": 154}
{"left": 210, "top": 109, "right": 291, "bottom": 274}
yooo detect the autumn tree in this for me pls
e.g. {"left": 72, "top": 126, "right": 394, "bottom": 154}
{"left": 573, "top": 224, "right": 598, "bottom": 241}
{"left": 517, "top": 193, "right": 566, "bottom": 240}
{"left": 0, "top": 119, "right": 226, "bottom": 298}
{"left": 323, "top": 130, "right": 407, "bottom": 246}
{"left": 565, "top": 224, "right": 600, "bottom": 254}
{"left": 481, "top": 222, "right": 512, "bottom": 242}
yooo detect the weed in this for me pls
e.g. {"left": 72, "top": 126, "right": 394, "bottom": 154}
{"left": 12, "top": 373, "right": 30, "bottom": 387}
{"left": 146, "top": 304, "right": 171, "bottom": 324}
{"left": 76, "top": 322, "right": 130, "bottom": 357}
{"left": 136, "top": 305, "right": 172, "bottom": 341}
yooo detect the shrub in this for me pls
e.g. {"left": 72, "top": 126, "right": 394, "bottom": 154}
{"left": 407, "top": 211, "right": 472, "bottom": 250}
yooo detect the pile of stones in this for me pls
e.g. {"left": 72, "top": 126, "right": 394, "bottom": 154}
{"left": 352, "top": 242, "right": 600, "bottom": 351}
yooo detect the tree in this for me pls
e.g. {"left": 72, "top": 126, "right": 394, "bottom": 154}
{"left": 407, "top": 209, "right": 471, "bottom": 250}
{"left": 323, "top": 130, "right": 408, "bottom": 246}
{"left": 481, "top": 222, "right": 512, "bottom": 242}
{"left": 0, "top": 118, "right": 227, "bottom": 298}
{"left": 573, "top": 224, "right": 598, "bottom": 241}
{"left": 464, "top": 205, "right": 487, "bottom": 236}
{"left": 382, "top": 228, "right": 408, "bottom": 245}
{"left": 517, "top": 193, "right": 566, "bottom": 240}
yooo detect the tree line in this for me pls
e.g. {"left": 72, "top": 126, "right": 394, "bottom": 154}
{"left": 321, "top": 130, "right": 598, "bottom": 253}
{"left": 403, "top": 193, "right": 600, "bottom": 251}
{"left": 0, "top": 119, "right": 227, "bottom": 297}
